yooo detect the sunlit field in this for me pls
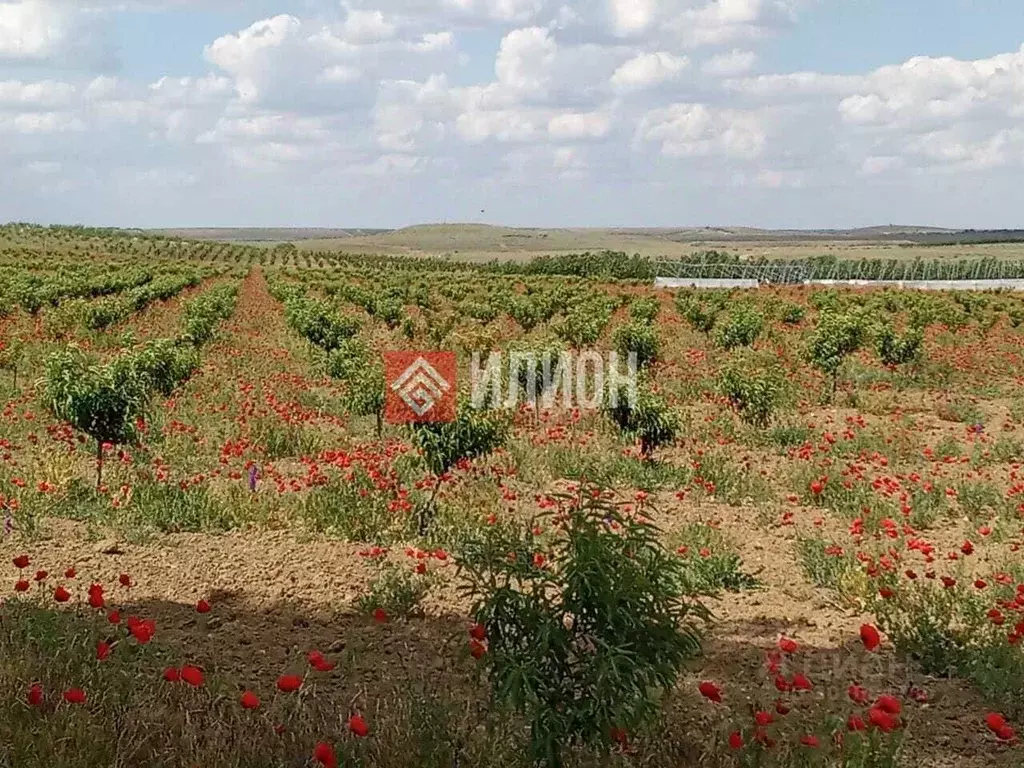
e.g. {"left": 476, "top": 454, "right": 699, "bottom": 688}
{"left": 1, "top": 223, "right": 1023, "bottom": 767}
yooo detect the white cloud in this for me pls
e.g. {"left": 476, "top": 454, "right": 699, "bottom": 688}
{"left": 701, "top": 49, "right": 756, "bottom": 76}
{"left": 611, "top": 52, "right": 689, "bottom": 91}
{"left": 495, "top": 27, "right": 556, "bottom": 94}
{"left": 607, "top": 0, "right": 656, "bottom": 36}
{"left": 340, "top": 9, "right": 396, "bottom": 43}
{"left": 0, "top": 0, "right": 68, "bottom": 60}
{"left": 3, "top": 2, "right": 1024, "bottom": 227}
{"left": 637, "top": 102, "right": 765, "bottom": 159}
{"left": 0, "top": 0, "right": 112, "bottom": 68}
{"left": 0, "top": 79, "right": 76, "bottom": 107}
{"left": 547, "top": 110, "right": 612, "bottom": 139}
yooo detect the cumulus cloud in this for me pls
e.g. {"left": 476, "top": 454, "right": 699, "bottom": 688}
{"left": 494, "top": 26, "right": 556, "bottom": 93}
{"left": 637, "top": 102, "right": 765, "bottom": 159}
{"left": 611, "top": 52, "right": 689, "bottom": 91}
{"left": 701, "top": 49, "right": 755, "bottom": 76}
{"left": 2, "top": 1, "right": 1023, "bottom": 226}
{"left": 0, "top": 0, "right": 114, "bottom": 69}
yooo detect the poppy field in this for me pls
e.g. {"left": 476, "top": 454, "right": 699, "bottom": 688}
{"left": 2, "top": 224, "right": 1024, "bottom": 767}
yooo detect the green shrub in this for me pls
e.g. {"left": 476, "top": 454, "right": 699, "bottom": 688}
{"left": 456, "top": 486, "right": 709, "bottom": 767}
{"left": 713, "top": 305, "right": 764, "bottom": 350}
{"left": 876, "top": 324, "right": 924, "bottom": 367}
{"left": 629, "top": 296, "right": 661, "bottom": 323}
{"left": 613, "top": 321, "right": 659, "bottom": 369}
{"left": 43, "top": 346, "right": 152, "bottom": 487}
{"left": 675, "top": 293, "right": 724, "bottom": 335}
{"left": 717, "top": 362, "right": 784, "bottom": 428}
{"left": 805, "top": 311, "right": 867, "bottom": 397}
{"left": 602, "top": 381, "right": 679, "bottom": 459}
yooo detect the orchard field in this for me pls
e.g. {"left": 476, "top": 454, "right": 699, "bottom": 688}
{"left": 1, "top": 224, "right": 1023, "bottom": 767}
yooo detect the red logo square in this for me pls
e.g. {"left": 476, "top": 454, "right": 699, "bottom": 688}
{"left": 384, "top": 351, "right": 457, "bottom": 424}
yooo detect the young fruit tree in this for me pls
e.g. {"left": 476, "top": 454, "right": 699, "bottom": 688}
{"left": 455, "top": 485, "right": 709, "bottom": 768}
{"left": 805, "top": 311, "right": 867, "bottom": 399}
{"left": 876, "top": 324, "right": 924, "bottom": 368}
{"left": 412, "top": 403, "right": 510, "bottom": 535}
{"left": 602, "top": 379, "right": 679, "bottom": 460}
{"left": 613, "top": 321, "right": 659, "bottom": 369}
{"left": 43, "top": 347, "right": 152, "bottom": 488}
{"left": 344, "top": 361, "right": 387, "bottom": 439}
{"left": 0, "top": 336, "right": 24, "bottom": 390}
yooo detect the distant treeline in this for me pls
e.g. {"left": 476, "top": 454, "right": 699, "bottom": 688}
{"left": 306, "top": 249, "right": 1024, "bottom": 282}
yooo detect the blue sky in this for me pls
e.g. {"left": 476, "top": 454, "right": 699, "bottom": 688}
{"left": 1, "top": 0, "right": 1023, "bottom": 228}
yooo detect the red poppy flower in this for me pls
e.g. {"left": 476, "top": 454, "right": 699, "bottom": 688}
{"left": 996, "top": 725, "right": 1016, "bottom": 742}
{"left": 470, "top": 639, "right": 486, "bottom": 659}
{"left": 778, "top": 636, "right": 798, "bottom": 654}
{"left": 791, "top": 673, "right": 813, "bottom": 691}
{"left": 800, "top": 735, "right": 820, "bottom": 748}
{"left": 63, "top": 688, "right": 86, "bottom": 704}
{"left": 196, "top": 599, "right": 211, "bottom": 614}
{"left": 775, "top": 700, "right": 790, "bottom": 715}
{"left": 372, "top": 607, "right": 389, "bottom": 623}
{"left": 118, "top": 573, "right": 132, "bottom": 588}
{"left": 874, "top": 695, "right": 901, "bottom": 715}
{"left": 34, "top": 570, "right": 48, "bottom": 582}
{"left": 277, "top": 675, "right": 302, "bottom": 693}
{"left": 848, "top": 715, "right": 866, "bottom": 731}
{"left": 96, "top": 641, "right": 111, "bottom": 661}
{"left": 985, "top": 713, "right": 1007, "bottom": 734}
{"left": 848, "top": 684, "right": 869, "bottom": 704}
{"left": 13, "top": 555, "right": 29, "bottom": 569}
{"left": 14, "top": 580, "right": 29, "bottom": 593}
{"left": 348, "top": 714, "right": 369, "bottom": 737}
{"left": 128, "top": 618, "right": 155, "bottom": 644}
{"left": 698, "top": 681, "right": 722, "bottom": 703}
{"left": 108, "top": 610, "right": 121, "bottom": 624}
{"left": 867, "top": 707, "right": 899, "bottom": 732}
{"left": 754, "top": 711, "right": 773, "bottom": 726}
{"left": 88, "top": 584, "right": 104, "bottom": 609}
{"left": 64, "top": 568, "right": 76, "bottom": 579}
{"left": 307, "top": 651, "right": 336, "bottom": 672}
{"left": 180, "top": 666, "right": 204, "bottom": 687}
{"left": 240, "top": 691, "right": 260, "bottom": 710}
{"left": 728, "top": 731, "right": 743, "bottom": 749}
{"left": 27, "top": 684, "right": 43, "bottom": 707}
{"left": 53, "top": 586, "right": 71, "bottom": 603}
{"left": 470, "top": 623, "right": 486, "bottom": 641}
{"left": 162, "top": 667, "right": 180, "bottom": 682}
{"left": 859, "top": 624, "right": 881, "bottom": 652}
{"left": 313, "top": 742, "right": 338, "bottom": 768}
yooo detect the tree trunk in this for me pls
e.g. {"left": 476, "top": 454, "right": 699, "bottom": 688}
{"left": 418, "top": 479, "right": 443, "bottom": 537}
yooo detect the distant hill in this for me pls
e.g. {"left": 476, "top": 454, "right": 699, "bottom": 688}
{"left": 148, "top": 224, "right": 1024, "bottom": 261}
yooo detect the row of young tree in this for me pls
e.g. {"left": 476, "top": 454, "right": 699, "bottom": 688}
{"left": 41, "top": 283, "right": 239, "bottom": 487}
{"left": 0, "top": 263, "right": 217, "bottom": 318}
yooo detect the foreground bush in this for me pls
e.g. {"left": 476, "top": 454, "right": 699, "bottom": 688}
{"left": 456, "top": 485, "right": 710, "bottom": 767}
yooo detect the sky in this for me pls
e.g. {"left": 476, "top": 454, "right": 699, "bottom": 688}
{"left": 1, "top": 0, "right": 1023, "bottom": 229}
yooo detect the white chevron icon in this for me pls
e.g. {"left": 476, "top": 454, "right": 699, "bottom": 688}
{"left": 390, "top": 357, "right": 451, "bottom": 416}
